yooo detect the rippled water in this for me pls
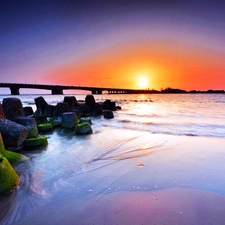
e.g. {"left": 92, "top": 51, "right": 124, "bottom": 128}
{"left": 1, "top": 93, "right": 225, "bottom": 138}
{"left": 1, "top": 93, "right": 225, "bottom": 224}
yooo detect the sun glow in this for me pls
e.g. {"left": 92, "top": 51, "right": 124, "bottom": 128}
{"left": 138, "top": 77, "right": 148, "bottom": 89}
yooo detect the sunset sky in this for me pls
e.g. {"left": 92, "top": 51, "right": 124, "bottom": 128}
{"left": 1, "top": 0, "right": 225, "bottom": 91}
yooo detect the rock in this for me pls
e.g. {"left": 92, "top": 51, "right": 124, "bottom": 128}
{"left": 0, "top": 104, "right": 5, "bottom": 119}
{"left": 23, "top": 136, "right": 48, "bottom": 150}
{"left": 62, "top": 112, "right": 78, "bottom": 129}
{"left": 102, "top": 99, "right": 117, "bottom": 111}
{"left": 0, "top": 119, "right": 28, "bottom": 148}
{"left": 38, "top": 123, "right": 53, "bottom": 133}
{"left": 75, "top": 122, "right": 93, "bottom": 135}
{"left": 44, "top": 105, "right": 56, "bottom": 117}
{"left": 0, "top": 132, "right": 28, "bottom": 163}
{"left": 53, "top": 102, "right": 69, "bottom": 117}
{"left": 23, "top": 106, "right": 34, "bottom": 116}
{"left": 103, "top": 110, "right": 114, "bottom": 119}
{"left": 33, "top": 114, "right": 48, "bottom": 125}
{"left": 2, "top": 98, "right": 25, "bottom": 121}
{"left": 92, "top": 103, "right": 103, "bottom": 116}
{"left": 82, "top": 103, "right": 102, "bottom": 117}
{"left": 85, "top": 95, "right": 96, "bottom": 106}
{"left": 0, "top": 155, "right": 20, "bottom": 195}
{"left": 79, "top": 117, "right": 92, "bottom": 125}
{"left": 48, "top": 117, "right": 62, "bottom": 128}
{"left": 63, "top": 96, "right": 77, "bottom": 111}
{"left": 16, "top": 117, "right": 39, "bottom": 138}
{"left": 34, "top": 96, "right": 48, "bottom": 114}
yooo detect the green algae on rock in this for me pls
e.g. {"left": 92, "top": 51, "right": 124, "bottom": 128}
{"left": 23, "top": 136, "right": 48, "bottom": 150}
{"left": 75, "top": 122, "right": 93, "bottom": 135}
{"left": 38, "top": 123, "right": 53, "bottom": 133}
{"left": 0, "top": 132, "right": 28, "bottom": 163}
{"left": 0, "top": 155, "right": 20, "bottom": 195}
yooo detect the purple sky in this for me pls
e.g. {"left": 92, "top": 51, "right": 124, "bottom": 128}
{"left": 1, "top": 0, "right": 225, "bottom": 91}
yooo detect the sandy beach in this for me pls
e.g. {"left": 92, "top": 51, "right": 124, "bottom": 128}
{"left": 1, "top": 133, "right": 224, "bottom": 225}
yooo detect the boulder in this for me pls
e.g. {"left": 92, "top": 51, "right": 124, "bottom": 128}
{"left": 62, "top": 112, "right": 78, "bottom": 129}
{"left": 34, "top": 96, "right": 48, "bottom": 114}
{"left": 23, "top": 106, "right": 34, "bottom": 116}
{"left": 33, "top": 114, "right": 48, "bottom": 125}
{"left": 85, "top": 95, "right": 96, "bottom": 106}
{"left": 38, "top": 123, "right": 53, "bottom": 133}
{"left": 2, "top": 98, "right": 25, "bottom": 121}
{"left": 0, "top": 119, "right": 28, "bottom": 148}
{"left": 82, "top": 103, "right": 102, "bottom": 117}
{"left": 16, "top": 117, "right": 39, "bottom": 138}
{"left": 75, "top": 122, "right": 93, "bottom": 135}
{"left": 102, "top": 99, "right": 117, "bottom": 111}
{"left": 103, "top": 110, "right": 114, "bottom": 119}
{"left": 0, "top": 155, "right": 20, "bottom": 195}
{"left": 63, "top": 96, "right": 77, "bottom": 111}
{"left": 44, "top": 105, "right": 56, "bottom": 117}
{"left": 0, "top": 104, "right": 5, "bottom": 119}
{"left": 23, "top": 136, "right": 48, "bottom": 150}
{"left": 0, "top": 132, "right": 28, "bottom": 163}
{"left": 79, "top": 117, "right": 92, "bottom": 125}
{"left": 53, "top": 102, "right": 69, "bottom": 117}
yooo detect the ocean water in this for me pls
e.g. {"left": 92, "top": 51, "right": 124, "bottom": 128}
{"left": 1, "top": 93, "right": 225, "bottom": 225}
{"left": 1, "top": 93, "right": 225, "bottom": 138}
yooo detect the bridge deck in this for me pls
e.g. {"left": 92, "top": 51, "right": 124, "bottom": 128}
{"left": 0, "top": 83, "right": 151, "bottom": 95}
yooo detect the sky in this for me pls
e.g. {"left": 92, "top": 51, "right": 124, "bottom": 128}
{"left": 1, "top": 0, "right": 225, "bottom": 91}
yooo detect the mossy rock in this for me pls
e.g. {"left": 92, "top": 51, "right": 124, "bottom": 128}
{"left": 79, "top": 117, "right": 92, "bottom": 125}
{"left": 48, "top": 117, "right": 62, "bottom": 128}
{"left": 23, "top": 136, "right": 48, "bottom": 150}
{"left": 38, "top": 123, "right": 53, "bottom": 132}
{"left": 0, "top": 155, "right": 20, "bottom": 195}
{"left": 33, "top": 114, "right": 47, "bottom": 125}
{"left": 75, "top": 122, "right": 93, "bottom": 135}
{"left": 0, "top": 132, "right": 28, "bottom": 163}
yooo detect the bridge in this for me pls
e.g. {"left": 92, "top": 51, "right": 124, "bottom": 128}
{"left": 0, "top": 83, "right": 151, "bottom": 95}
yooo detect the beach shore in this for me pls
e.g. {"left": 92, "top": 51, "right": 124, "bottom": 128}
{"left": 2, "top": 134, "right": 224, "bottom": 225}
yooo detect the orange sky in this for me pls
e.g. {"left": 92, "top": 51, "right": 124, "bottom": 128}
{"left": 48, "top": 40, "right": 225, "bottom": 91}
{"left": 1, "top": 1, "right": 225, "bottom": 92}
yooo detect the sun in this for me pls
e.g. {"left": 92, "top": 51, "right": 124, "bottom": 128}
{"left": 138, "top": 77, "right": 148, "bottom": 89}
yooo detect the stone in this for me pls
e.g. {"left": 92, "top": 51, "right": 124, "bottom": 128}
{"left": 44, "top": 105, "right": 56, "bottom": 117}
{"left": 62, "top": 112, "right": 78, "bottom": 129}
{"left": 103, "top": 110, "right": 114, "bottom": 119}
{"left": 2, "top": 98, "right": 25, "bottom": 121}
{"left": 33, "top": 114, "right": 48, "bottom": 125}
{"left": 0, "top": 104, "right": 5, "bottom": 119}
{"left": 0, "top": 132, "right": 28, "bottom": 163}
{"left": 85, "top": 95, "right": 96, "bottom": 106}
{"left": 16, "top": 117, "right": 39, "bottom": 138}
{"left": 23, "top": 106, "right": 34, "bottom": 116}
{"left": 75, "top": 122, "right": 93, "bottom": 135}
{"left": 0, "top": 119, "right": 28, "bottom": 148}
{"left": 23, "top": 136, "right": 48, "bottom": 150}
{"left": 102, "top": 99, "right": 117, "bottom": 111}
{"left": 34, "top": 96, "right": 48, "bottom": 114}
{"left": 0, "top": 155, "right": 20, "bottom": 195}
{"left": 38, "top": 123, "right": 53, "bottom": 133}
{"left": 53, "top": 102, "right": 69, "bottom": 117}
{"left": 79, "top": 117, "right": 92, "bottom": 125}
{"left": 63, "top": 96, "right": 77, "bottom": 111}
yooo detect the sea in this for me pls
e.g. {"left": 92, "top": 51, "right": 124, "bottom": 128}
{"left": 0, "top": 93, "right": 225, "bottom": 225}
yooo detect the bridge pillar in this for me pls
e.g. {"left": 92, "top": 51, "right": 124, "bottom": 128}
{"left": 10, "top": 87, "right": 20, "bottom": 95}
{"left": 52, "top": 89, "right": 63, "bottom": 95}
{"left": 92, "top": 90, "right": 97, "bottom": 94}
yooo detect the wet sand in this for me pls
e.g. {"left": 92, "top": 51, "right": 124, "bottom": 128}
{"left": 1, "top": 134, "right": 225, "bottom": 225}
